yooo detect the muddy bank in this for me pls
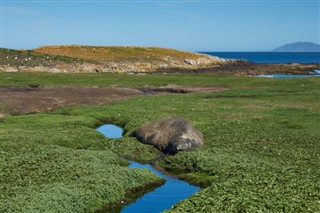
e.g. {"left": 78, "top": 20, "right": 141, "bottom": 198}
{"left": 0, "top": 85, "right": 229, "bottom": 114}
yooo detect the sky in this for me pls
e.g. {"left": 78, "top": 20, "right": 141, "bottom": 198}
{"left": 1, "top": 0, "right": 319, "bottom": 51}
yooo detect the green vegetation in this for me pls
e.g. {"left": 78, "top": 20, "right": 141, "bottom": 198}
{"left": 2, "top": 72, "right": 313, "bottom": 87}
{"left": 0, "top": 72, "right": 233, "bottom": 87}
{"left": 0, "top": 114, "right": 163, "bottom": 212}
{"left": 1, "top": 72, "right": 319, "bottom": 212}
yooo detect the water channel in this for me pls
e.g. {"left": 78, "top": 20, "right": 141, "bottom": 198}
{"left": 96, "top": 124, "right": 200, "bottom": 213}
{"left": 257, "top": 73, "right": 320, "bottom": 78}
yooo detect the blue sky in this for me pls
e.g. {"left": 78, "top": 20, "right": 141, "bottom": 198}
{"left": 1, "top": 0, "right": 319, "bottom": 51}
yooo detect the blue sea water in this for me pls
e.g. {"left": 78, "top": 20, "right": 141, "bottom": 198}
{"left": 202, "top": 52, "right": 320, "bottom": 64}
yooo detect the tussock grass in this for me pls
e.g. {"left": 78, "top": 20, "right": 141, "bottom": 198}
{"left": 33, "top": 45, "right": 203, "bottom": 63}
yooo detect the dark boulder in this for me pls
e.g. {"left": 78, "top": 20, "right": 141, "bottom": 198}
{"left": 131, "top": 116, "right": 204, "bottom": 154}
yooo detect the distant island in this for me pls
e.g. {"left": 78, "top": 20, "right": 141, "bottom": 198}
{"left": 272, "top": 41, "right": 320, "bottom": 52}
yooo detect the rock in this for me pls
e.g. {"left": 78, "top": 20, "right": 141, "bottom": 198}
{"left": 1, "top": 66, "right": 19, "bottom": 72}
{"left": 0, "top": 114, "right": 5, "bottom": 122}
{"left": 184, "top": 58, "right": 198, "bottom": 66}
{"left": 131, "top": 116, "right": 204, "bottom": 154}
{"left": 28, "top": 66, "right": 46, "bottom": 72}
{"left": 159, "top": 63, "right": 168, "bottom": 68}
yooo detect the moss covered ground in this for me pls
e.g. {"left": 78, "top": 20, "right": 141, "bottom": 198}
{"left": 0, "top": 72, "right": 319, "bottom": 212}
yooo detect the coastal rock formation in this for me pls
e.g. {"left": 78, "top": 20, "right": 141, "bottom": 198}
{"left": 131, "top": 116, "right": 204, "bottom": 154}
{"left": 185, "top": 55, "right": 225, "bottom": 66}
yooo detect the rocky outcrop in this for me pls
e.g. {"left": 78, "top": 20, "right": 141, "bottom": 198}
{"left": 184, "top": 55, "right": 225, "bottom": 66}
{"left": 131, "top": 117, "right": 204, "bottom": 155}
{"left": 0, "top": 114, "right": 5, "bottom": 122}
{"left": 0, "top": 57, "right": 226, "bottom": 73}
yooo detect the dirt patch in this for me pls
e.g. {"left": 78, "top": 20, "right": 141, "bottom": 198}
{"left": 0, "top": 86, "right": 143, "bottom": 114}
{"left": 0, "top": 85, "right": 228, "bottom": 114}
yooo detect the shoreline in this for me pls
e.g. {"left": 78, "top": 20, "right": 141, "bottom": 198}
{"left": 1, "top": 62, "right": 319, "bottom": 75}
{"left": 1, "top": 46, "right": 319, "bottom": 75}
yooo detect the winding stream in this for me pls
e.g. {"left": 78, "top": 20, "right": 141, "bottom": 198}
{"left": 97, "top": 124, "right": 200, "bottom": 213}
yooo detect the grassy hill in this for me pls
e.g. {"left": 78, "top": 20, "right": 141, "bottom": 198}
{"left": 1, "top": 45, "right": 224, "bottom": 73}
{"left": 33, "top": 45, "right": 213, "bottom": 64}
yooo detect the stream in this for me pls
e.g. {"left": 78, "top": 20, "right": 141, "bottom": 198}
{"left": 96, "top": 124, "right": 200, "bottom": 213}
{"left": 256, "top": 73, "right": 320, "bottom": 78}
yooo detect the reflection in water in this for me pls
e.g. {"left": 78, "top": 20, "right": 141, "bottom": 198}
{"left": 122, "top": 161, "right": 199, "bottom": 213}
{"left": 97, "top": 124, "right": 123, "bottom": 138}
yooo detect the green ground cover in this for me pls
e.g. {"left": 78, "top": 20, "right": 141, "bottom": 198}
{"left": 2, "top": 72, "right": 319, "bottom": 87}
{"left": 0, "top": 72, "right": 319, "bottom": 212}
{"left": 0, "top": 114, "right": 163, "bottom": 213}
{"left": 0, "top": 72, "right": 247, "bottom": 87}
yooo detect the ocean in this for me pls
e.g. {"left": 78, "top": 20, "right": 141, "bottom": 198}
{"left": 202, "top": 52, "right": 320, "bottom": 64}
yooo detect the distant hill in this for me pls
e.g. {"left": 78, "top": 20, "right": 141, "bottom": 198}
{"left": 272, "top": 42, "right": 320, "bottom": 52}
